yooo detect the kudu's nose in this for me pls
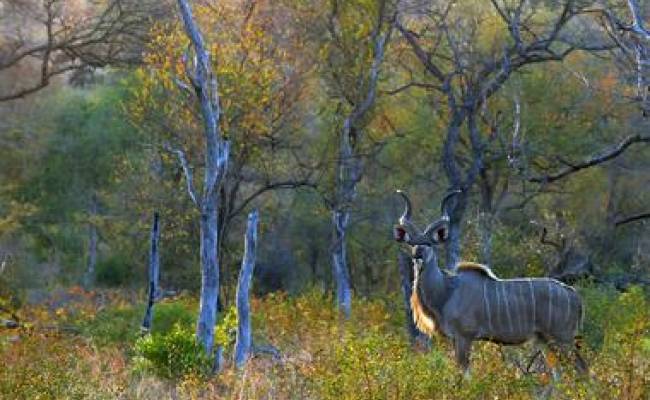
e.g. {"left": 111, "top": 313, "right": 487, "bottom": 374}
{"left": 412, "top": 246, "right": 426, "bottom": 260}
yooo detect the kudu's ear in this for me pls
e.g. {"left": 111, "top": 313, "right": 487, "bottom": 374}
{"left": 423, "top": 218, "right": 450, "bottom": 245}
{"left": 393, "top": 225, "right": 407, "bottom": 242}
{"left": 432, "top": 224, "right": 449, "bottom": 244}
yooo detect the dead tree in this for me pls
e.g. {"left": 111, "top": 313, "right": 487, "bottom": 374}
{"left": 327, "top": 0, "right": 394, "bottom": 317}
{"left": 142, "top": 212, "right": 161, "bottom": 333}
{"left": 234, "top": 209, "right": 258, "bottom": 369}
{"left": 394, "top": 1, "right": 615, "bottom": 271}
{"left": 175, "top": 0, "right": 230, "bottom": 363}
{"left": 0, "top": 0, "right": 160, "bottom": 102}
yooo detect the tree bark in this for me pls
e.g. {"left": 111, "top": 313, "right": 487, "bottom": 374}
{"left": 441, "top": 112, "right": 468, "bottom": 272}
{"left": 197, "top": 196, "right": 221, "bottom": 356}
{"left": 331, "top": 209, "right": 352, "bottom": 318}
{"left": 445, "top": 191, "right": 468, "bottom": 271}
{"left": 234, "top": 209, "right": 258, "bottom": 369}
{"left": 142, "top": 212, "right": 161, "bottom": 333}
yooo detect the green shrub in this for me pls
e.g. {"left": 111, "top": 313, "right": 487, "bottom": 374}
{"left": 81, "top": 304, "right": 141, "bottom": 347}
{"left": 81, "top": 298, "right": 197, "bottom": 348}
{"left": 152, "top": 301, "right": 196, "bottom": 335}
{"left": 133, "top": 323, "right": 211, "bottom": 380}
{"left": 214, "top": 305, "right": 238, "bottom": 350}
{"left": 579, "top": 282, "right": 619, "bottom": 349}
{"left": 96, "top": 255, "right": 138, "bottom": 287}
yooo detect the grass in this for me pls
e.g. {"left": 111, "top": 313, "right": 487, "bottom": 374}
{"left": 0, "top": 285, "right": 648, "bottom": 399}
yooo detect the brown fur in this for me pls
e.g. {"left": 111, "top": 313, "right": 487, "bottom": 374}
{"left": 456, "top": 261, "right": 499, "bottom": 280}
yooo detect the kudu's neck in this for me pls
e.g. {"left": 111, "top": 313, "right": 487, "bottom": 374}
{"left": 414, "top": 249, "right": 449, "bottom": 312}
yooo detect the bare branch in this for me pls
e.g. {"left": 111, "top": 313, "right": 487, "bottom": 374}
{"left": 615, "top": 212, "right": 650, "bottom": 227}
{"left": 0, "top": 0, "right": 155, "bottom": 102}
{"left": 529, "top": 133, "right": 650, "bottom": 184}
{"left": 382, "top": 81, "right": 441, "bottom": 95}
{"left": 627, "top": 0, "right": 650, "bottom": 39}
{"left": 395, "top": 22, "right": 446, "bottom": 83}
{"left": 228, "top": 180, "right": 316, "bottom": 224}
{"left": 163, "top": 143, "right": 199, "bottom": 207}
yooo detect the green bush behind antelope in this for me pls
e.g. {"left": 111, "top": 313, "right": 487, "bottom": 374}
{"left": 81, "top": 300, "right": 197, "bottom": 347}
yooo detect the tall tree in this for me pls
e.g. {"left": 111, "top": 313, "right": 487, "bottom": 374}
{"left": 394, "top": 0, "right": 622, "bottom": 270}
{"left": 323, "top": 0, "right": 394, "bottom": 317}
{"left": 175, "top": 0, "right": 230, "bottom": 360}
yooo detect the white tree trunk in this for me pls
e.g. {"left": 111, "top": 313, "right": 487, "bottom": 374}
{"left": 234, "top": 209, "right": 258, "bottom": 369}
{"left": 176, "top": 0, "right": 230, "bottom": 362}
{"left": 332, "top": 210, "right": 352, "bottom": 318}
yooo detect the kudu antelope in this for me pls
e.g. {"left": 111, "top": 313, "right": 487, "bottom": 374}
{"left": 393, "top": 190, "right": 587, "bottom": 377}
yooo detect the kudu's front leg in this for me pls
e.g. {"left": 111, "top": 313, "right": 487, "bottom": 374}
{"left": 454, "top": 336, "right": 473, "bottom": 379}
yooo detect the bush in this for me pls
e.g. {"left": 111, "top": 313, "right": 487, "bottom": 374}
{"left": 152, "top": 301, "right": 196, "bottom": 335}
{"left": 81, "top": 304, "right": 141, "bottom": 347}
{"left": 133, "top": 323, "right": 211, "bottom": 380}
{"left": 214, "top": 305, "right": 238, "bottom": 350}
{"left": 96, "top": 255, "right": 138, "bottom": 287}
{"left": 81, "top": 298, "right": 196, "bottom": 348}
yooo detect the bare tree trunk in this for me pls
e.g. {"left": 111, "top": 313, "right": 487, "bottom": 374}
{"left": 332, "top": 119, "right": 356, "bottom": 318}
{"left": 445, "top": 192, "right": 468, "bottom": 271}
{"left": 142, "top": 212, "right": 161, "bottom": 333}
{"left": 328, "top": 8, "right": 392, "bottom": 317}
{"left": 234, "top": 209, "right": 258, "bottom": 369}
{"left": 331, "top": 209, "right": 352, "bottom": 318}
{"left": 198, "top": 195, "right": 221, "bottom": 356}
{"left": 176, "top": 0, "right": 230, "bottom": 363}
{"left": 442, "top": 113, "right": 467, "bottom": 272}
{"left": 478, "top": 211, "right": 494, "bottom": 267}
{"left": 84, "top": 194, "right": 98, "bottom": 288}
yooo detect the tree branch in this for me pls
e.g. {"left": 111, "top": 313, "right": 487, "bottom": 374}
{"left": 529, "top": 134, "right": 650, "bottom": 184}
{"left": 0, "top": 0, "right": 153, "bottom": 102}
{"left": 395, "top": 22, "right": 446, "bottom": 83}
{"left": 163, "top": 143, "right": 199, "bottom": 207}
{"left": 615, "top": 212, "right": 650, "bottom": 227}
{"left": 227, "top": 180, "right": 316, "bottom": 224}
{"left": 627, "top": 0, "right": 650, "bottom": 39}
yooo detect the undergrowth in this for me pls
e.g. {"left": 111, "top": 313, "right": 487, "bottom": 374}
{"left": 0, "top": 285, "right": 648, "bottom": 399}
